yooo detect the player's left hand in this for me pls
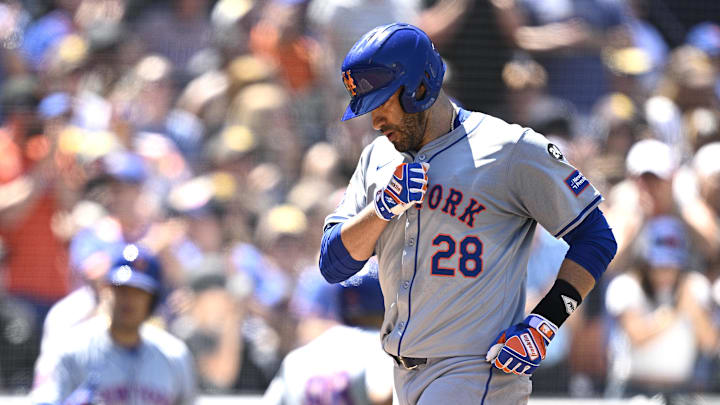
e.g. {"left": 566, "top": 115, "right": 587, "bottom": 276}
{"left": 485, "top": 314, "right": 557, "bottom": 376}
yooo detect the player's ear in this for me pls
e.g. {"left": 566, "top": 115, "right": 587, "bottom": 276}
{"left": 415, "top": 84, "right": 427, "bottom": 100}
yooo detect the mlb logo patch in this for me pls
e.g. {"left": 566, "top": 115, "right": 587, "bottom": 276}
{"left": 564, "top": 170, "right": 589, "bottom": 196}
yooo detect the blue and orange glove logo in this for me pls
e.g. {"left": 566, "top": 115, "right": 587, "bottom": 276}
{"left": 485, "top": 314, "right": 557, "bottom": 376}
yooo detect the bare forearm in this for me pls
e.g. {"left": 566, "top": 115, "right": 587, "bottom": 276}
{"left": 621, "top": 309, "right": 676, "bottom": 346}
{"left": 340, "top": 205, "right": 390, "bottom": 261}
{"left": 557, "top": 258, "right": 596, "bottom": 299}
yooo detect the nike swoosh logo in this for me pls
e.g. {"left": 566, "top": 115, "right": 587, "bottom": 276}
{"left": 376, "top": 160, "right": 394, "bottom": 170}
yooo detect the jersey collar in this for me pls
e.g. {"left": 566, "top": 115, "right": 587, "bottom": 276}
{"left": 416, "top": 107, "right": 483, "bottom": 159}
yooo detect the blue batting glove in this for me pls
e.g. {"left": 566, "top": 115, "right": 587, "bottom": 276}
{"left": 374, "top": 162, "right": 429, "bottom": 221}
{"left": 485, "top": 314, "right": 557, "bottom": 376}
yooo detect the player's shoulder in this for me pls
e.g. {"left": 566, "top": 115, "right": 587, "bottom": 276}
{"left": 43, "top": 286, "right": 96, "bottom": 331}
{"left": 471, "top": 113, "right": 529, "bottom": 143}
{"left": 49, "top": 316, "right": 110, "bottom": 361}
{"left": 140, "top": 323, "right": 191, "bottom": 359}
{"left": 504, "top": 124, "right": 568, "bottom": 163}
{"left": 465, "top": 112, "right": 542, "bottom": 157}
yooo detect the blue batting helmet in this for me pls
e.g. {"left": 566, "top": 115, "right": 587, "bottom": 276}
{"left": 107, "top": 244, "right": 162, "bottom": 294}
{"left": 340, "top": 23, "right": 445, "bottom": 121}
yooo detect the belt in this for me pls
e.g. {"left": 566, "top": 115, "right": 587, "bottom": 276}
{"left": 391, "top": 355, "right": 427, "bottom": 370}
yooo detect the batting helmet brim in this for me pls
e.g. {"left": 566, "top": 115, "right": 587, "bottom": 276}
{"left": 340, "top": 67, "right": 402, "bottom": 121}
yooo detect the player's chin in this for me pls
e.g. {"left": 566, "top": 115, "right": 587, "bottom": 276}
{"left": 387, "top": 135, "right": 410, "bottom": 153}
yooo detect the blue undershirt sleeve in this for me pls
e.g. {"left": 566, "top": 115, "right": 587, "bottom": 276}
{"left": 319, "top": 222, "right": 368, "bottom": 283}
{"left": 562, "top": 207, "right": 617, "bottom": 281}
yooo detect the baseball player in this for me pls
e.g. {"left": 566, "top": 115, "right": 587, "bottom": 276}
{"left": 31, "top": 244, "right": 196, "bottom": 405}
{"left": 263, "top": 265, "right": 394, "bottom": 405}
{"left": 319, "top": 23, "right": 617, "bottom": 404}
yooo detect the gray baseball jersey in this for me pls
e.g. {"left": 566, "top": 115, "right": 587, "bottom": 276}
{"left": 31, "top": 317, "right": 196, "bottom": 405}
{"left": 325, "top": 109, "right": 602, "bottom": 359}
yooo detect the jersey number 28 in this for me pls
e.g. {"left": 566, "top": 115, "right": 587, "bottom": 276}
{"left": 431, "top": 234, "right": 483, "bottom": 277}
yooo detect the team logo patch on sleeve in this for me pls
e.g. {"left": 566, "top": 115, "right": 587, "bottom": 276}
{"left": 564, "top": 170, "right": 589, "bottom": 196}
{"left": 547, "top": 143, "right": 564, "bottom": 160}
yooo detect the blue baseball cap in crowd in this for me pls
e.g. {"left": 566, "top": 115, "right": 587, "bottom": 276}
{"left": 38, "top": 92, "right": 71, "bottom": 119}
{"left": 687, "top": 22, "right": 720, "bottom": 57}
{"left": 102, "top": 151, "right": 149, "bottom": 184}
{"left": 108, "top": 244, "right": 162, "bottom": 293}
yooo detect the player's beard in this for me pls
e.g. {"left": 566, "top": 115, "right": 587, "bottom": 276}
{"left": 388, "top": 110, "right": 427, "bottom": 153}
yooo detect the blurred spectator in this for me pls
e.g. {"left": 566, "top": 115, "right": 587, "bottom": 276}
{"left": 0, "top": 76, "right": 76, "bottom": 326}
{"left": 170, "top": 271, "right": 279, "bottom": 394}
{"left": 133, "top": 0, "right": 213, "bottom": 85}
{"left": 604, "top": 139, "right": 680, "bottom": 270}
{"left": 254, "top": 204, "right": 313, "bottom": 353}
{"left": 493, "top": 0, "right": 629, "bottom": 113}
{"left": 420, "top": 0, "right": 510, "bottom": 115}
{"left": 20, "top": 0, "right": 78, "bottom": 71}
{"left": 605, "top": 216, "right": 717, "bottom": 400}
{"left": 68, "top": 151, "right": 151, "bottom": 270}
{"left": 586, "top": 93, "right": 647, "bottom": 189}
{"left": 673, "top": 142, "right": 720, "bottom": 265}
{"left": 32, "top": 249, "right": 112, "bottom": 391}
{"left": 264, "top": 265, "right": 393, "bottom": 405}
{"left": 227, "top": 81, "right": 304, "bottom": 184}
{"left": 250, "top": 0, "right": 320, "bottom": 95}
{"left": 602, "top": 46, "right": 654, "bottom": 106}
{"left": 620, "top": 0, "right": 670, "bottom": 96}
{"left": 31, "top": 244, "right": 197, "bottom": 404}
{"left": 501, "top": 54, "right": 571, "bottom": 135}
{"left": 685, "top": 107, "right": 720, "bottom": 152}
{"left": 686, "top": 22, "right": 720, "bottom": 135}
{"left": 656, "top": 46, "right": 719, "bottom": 115}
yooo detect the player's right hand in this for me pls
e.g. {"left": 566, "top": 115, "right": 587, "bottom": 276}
{"left": 374, "top": 162, "right": 429, "bottom": 221}
{"left": 485, "top": 314, "right": 557, "bottom": 376}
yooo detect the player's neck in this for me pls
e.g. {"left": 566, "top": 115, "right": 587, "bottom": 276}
{"left": 418, "top": 92, "right": 455, "bottom": 150}
{"left": 109, "top": 322, "right": 142, "bottom": 348}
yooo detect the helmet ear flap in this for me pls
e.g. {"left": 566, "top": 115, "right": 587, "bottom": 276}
{"left": 399, "top": 72, "right": 435, "bottom": 114}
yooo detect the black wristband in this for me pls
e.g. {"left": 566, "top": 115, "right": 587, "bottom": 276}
{"left": 531, "top": 279, "right": 582, "bottom": 327}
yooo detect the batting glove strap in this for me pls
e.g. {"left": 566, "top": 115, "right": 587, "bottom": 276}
{"left": 486, "top": 315, "right": 557, "bottom": 376}
{"left": 374, "top": 162, "right": 429, "bottom": 221}
{"left": 527, "top": 314, "right": 558, "bottom": 345}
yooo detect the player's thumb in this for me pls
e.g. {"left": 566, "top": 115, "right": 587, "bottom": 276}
{"left": 485, "top": 343, "right": 504, "bottom": 362}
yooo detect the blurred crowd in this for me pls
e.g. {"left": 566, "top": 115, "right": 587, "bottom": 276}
{"left": 0, "top": 0, "right": 720, "bottom": 400}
